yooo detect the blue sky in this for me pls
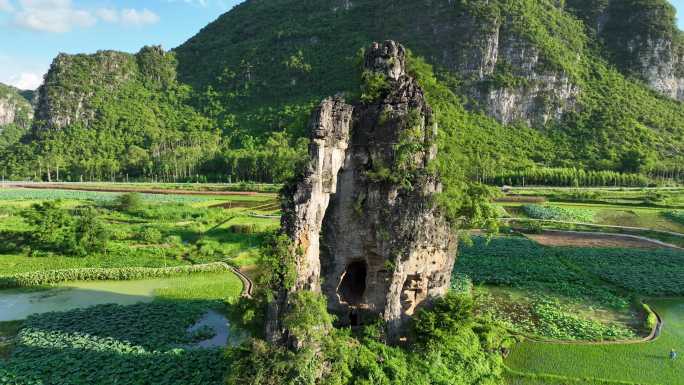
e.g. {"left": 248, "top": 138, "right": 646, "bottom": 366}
{"left": 1, "top": 0, "right": 683, "bottom": 90}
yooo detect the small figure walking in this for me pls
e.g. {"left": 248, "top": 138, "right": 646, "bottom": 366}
{"left": 670, "top": 348, "right": 678, "bottom": 361}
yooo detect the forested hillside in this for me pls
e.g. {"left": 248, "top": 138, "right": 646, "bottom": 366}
{"left": 2, "top": 0, "right": 684, "bottom": 184}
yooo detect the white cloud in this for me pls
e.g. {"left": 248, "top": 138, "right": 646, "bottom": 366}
{"left": 97, "top": 8, "right": 160, "bottom": 27}
{"left": 14, "top": 0, "right": 96, "bottom": 33}
{"left": 7, "top": 1, "right": 160, "bottom": 33}
{"left": 120, "top": 9, "right": 159, "bottom": 26}
{"left": 95, "top": 8, "right": 118, "bottom": 23}
{"left": 10, "top": 72, "right": 42, "bottom": 90}
{"left": 0, "top": 0, "right": 14, "bottom": 12}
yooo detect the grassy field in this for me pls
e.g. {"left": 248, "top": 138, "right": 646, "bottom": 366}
{"left": 0, "top": 189, "right": 279, "bottom": 276}
{"left": 506, "top": 299, "right": 684, "bottom": 385}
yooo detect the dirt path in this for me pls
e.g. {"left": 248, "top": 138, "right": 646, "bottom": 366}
{"left": 5, "top": 183, "right": 268, "bottom": 197}
{"left": 230, "top": 266, "right": 254, "bottom": 298}
{"left": 525, "top": 230, "right": 683, "bottom": 250}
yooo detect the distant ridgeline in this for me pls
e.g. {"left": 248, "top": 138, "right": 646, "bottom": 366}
{"left": 2, "top": 0, "right": 684, "bottom": 185}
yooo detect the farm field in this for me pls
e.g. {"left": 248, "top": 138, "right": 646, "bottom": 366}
{"left": 0, "top": 188, "right": 279, "bottom": 275}
{"left": 0, "top": 186, "right": 273, "bottom": 384}
{"left": 2, "top": 183, "right": 683, "bottom": 385}
{"left": 455, "top": 235, "right": 684, "bottom": 385}
{"left": 506, "top": 299, "right": 684, "bottom": 385}
{"left": 1, "top": 181, "right": 282, "bottom": 194}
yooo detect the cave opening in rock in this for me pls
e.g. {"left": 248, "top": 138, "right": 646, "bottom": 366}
{"left": 339, "top": 260, "right": 367, "bottom": 305}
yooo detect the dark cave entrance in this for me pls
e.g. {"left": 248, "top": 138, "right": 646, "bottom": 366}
{"left": 339, "top": 260, "right": 367, "bottom": 306}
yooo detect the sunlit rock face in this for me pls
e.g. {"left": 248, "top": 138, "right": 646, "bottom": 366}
{"left": 275, "top": 41, "right": 456, "bottom": 341}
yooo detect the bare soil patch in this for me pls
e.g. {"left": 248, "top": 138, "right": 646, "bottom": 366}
{"left": 526, "top": 231, "right": 677, "bottom": 249}
{"left": 495, "top": 195, "right": 547, "bottom": 204}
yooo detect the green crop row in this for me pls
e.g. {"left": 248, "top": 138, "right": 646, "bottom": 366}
{"left": 522, "top": 204, "right": 595, "bottom": 222}
{"left": 0, "top": 188, "right": 213, "bottom": 203}
{"left": 0, "top": 262, "right": 231, "bottom": 289}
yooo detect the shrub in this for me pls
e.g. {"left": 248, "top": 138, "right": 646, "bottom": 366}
{"left": 643, "top": 303, "right": 658, "bottom": 331}
{"left": 21, "top": 201, "right": 75, "bottom": 252}
{"left": 22, "top": 202, "right": 110, "bottom": 256}
{"left": 72, "top": 207, "right": 110, "bottom": 256}
{"left": 138, "top": 227, "right": 163, "bottom": 244}
{"left": 115, "top": 192, "right": 144, "bottom": 213}
{"left": 229, "top": 224, "right": 257, "bottom": 234}
{"left": 665, "top": 210, "right": 684, "bottom": 226}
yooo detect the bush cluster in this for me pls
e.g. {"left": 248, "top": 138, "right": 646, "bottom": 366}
{"left": 21, "top": 201, "right": 110, "bottom": 256}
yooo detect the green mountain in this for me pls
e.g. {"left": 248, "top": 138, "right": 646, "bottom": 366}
{"left": 4, "top": 0, "right": 684, "bottom": 182}
{"left": 0, "top": 83, "right": 33, "bottom": 153}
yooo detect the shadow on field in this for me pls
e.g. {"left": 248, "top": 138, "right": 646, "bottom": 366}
{"left": 0, "top": 294, "right": 237, "bottom": 385}
{"left": 0, "top": 230, "right": 30, "bottom": 254}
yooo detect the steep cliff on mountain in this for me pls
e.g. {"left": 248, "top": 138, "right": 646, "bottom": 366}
{"left": 0, "top": 83, "right": 32, "bottom": 129}
{"left": 567, "top": 0, "right": 684, "bottom": 100}
{"left": 0, "top": 83, "right": 33, "bottom": 150}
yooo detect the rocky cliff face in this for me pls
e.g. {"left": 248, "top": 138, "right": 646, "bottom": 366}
{"left": 0, "top": 83, "right": 33, "bottom": 130}
{"left": 568, "top": 0, "right": 684, "bottom": 101}
{"left": 272, "top": 41, "right": 456, "bottom": 342}
{"left": 466, "top": 29, "right": 580, "bottom": 126}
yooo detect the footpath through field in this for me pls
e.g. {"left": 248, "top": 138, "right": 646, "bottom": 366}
{"left": 506, "top": 299, "right": 684, "bottom": 384}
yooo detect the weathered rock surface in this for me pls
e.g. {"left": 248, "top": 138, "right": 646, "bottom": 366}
{"left": 272, "top": 41, "right": 456, "bottom": 342}
{"left": 0, "top": 83, "right": 33, "bottom": 130}
{"left": 283, "top": 96, "right": 354, "bottom": 293}
{"left": 567, "top": 0, "right": 684, "bottom": 101}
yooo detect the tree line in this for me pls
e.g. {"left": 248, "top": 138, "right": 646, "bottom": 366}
{"left": 486, "top": 167, "right": 652, "bottom": 187}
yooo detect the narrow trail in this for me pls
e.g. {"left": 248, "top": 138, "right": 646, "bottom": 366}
{"left": 230, "top": 266, "right": 254, "bottom": 298}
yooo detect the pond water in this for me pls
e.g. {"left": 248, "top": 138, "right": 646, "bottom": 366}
{"left": 1, "top": 277, "right": 188, "bottom": 322}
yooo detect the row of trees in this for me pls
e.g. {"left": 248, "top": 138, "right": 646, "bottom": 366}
{"left": 0, "top": 129, "right": 307, "bottom": 184}
{"left": 486, "top": 167, "right": 652, "bottom": 187}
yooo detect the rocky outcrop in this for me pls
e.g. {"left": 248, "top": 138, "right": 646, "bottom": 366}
{"left": 35, "top": 46, "right": 177, "bottom": 130}
{"left": 283, "top": 96, "right": 354, "bottom": 292}
{"left": 271, "top": 41, "right": 456, "bottom": 342}
{"left": 469, "top": 32, "right": 580, "bottom": 126}
{"left": 0, "top": 83, "right": 33, "bottom": 130}
{"left": 632, "top": 38, "right": 684, "bottom": 101}
{"left": 568, "top": 0, "right": 684, "bottom": 101}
